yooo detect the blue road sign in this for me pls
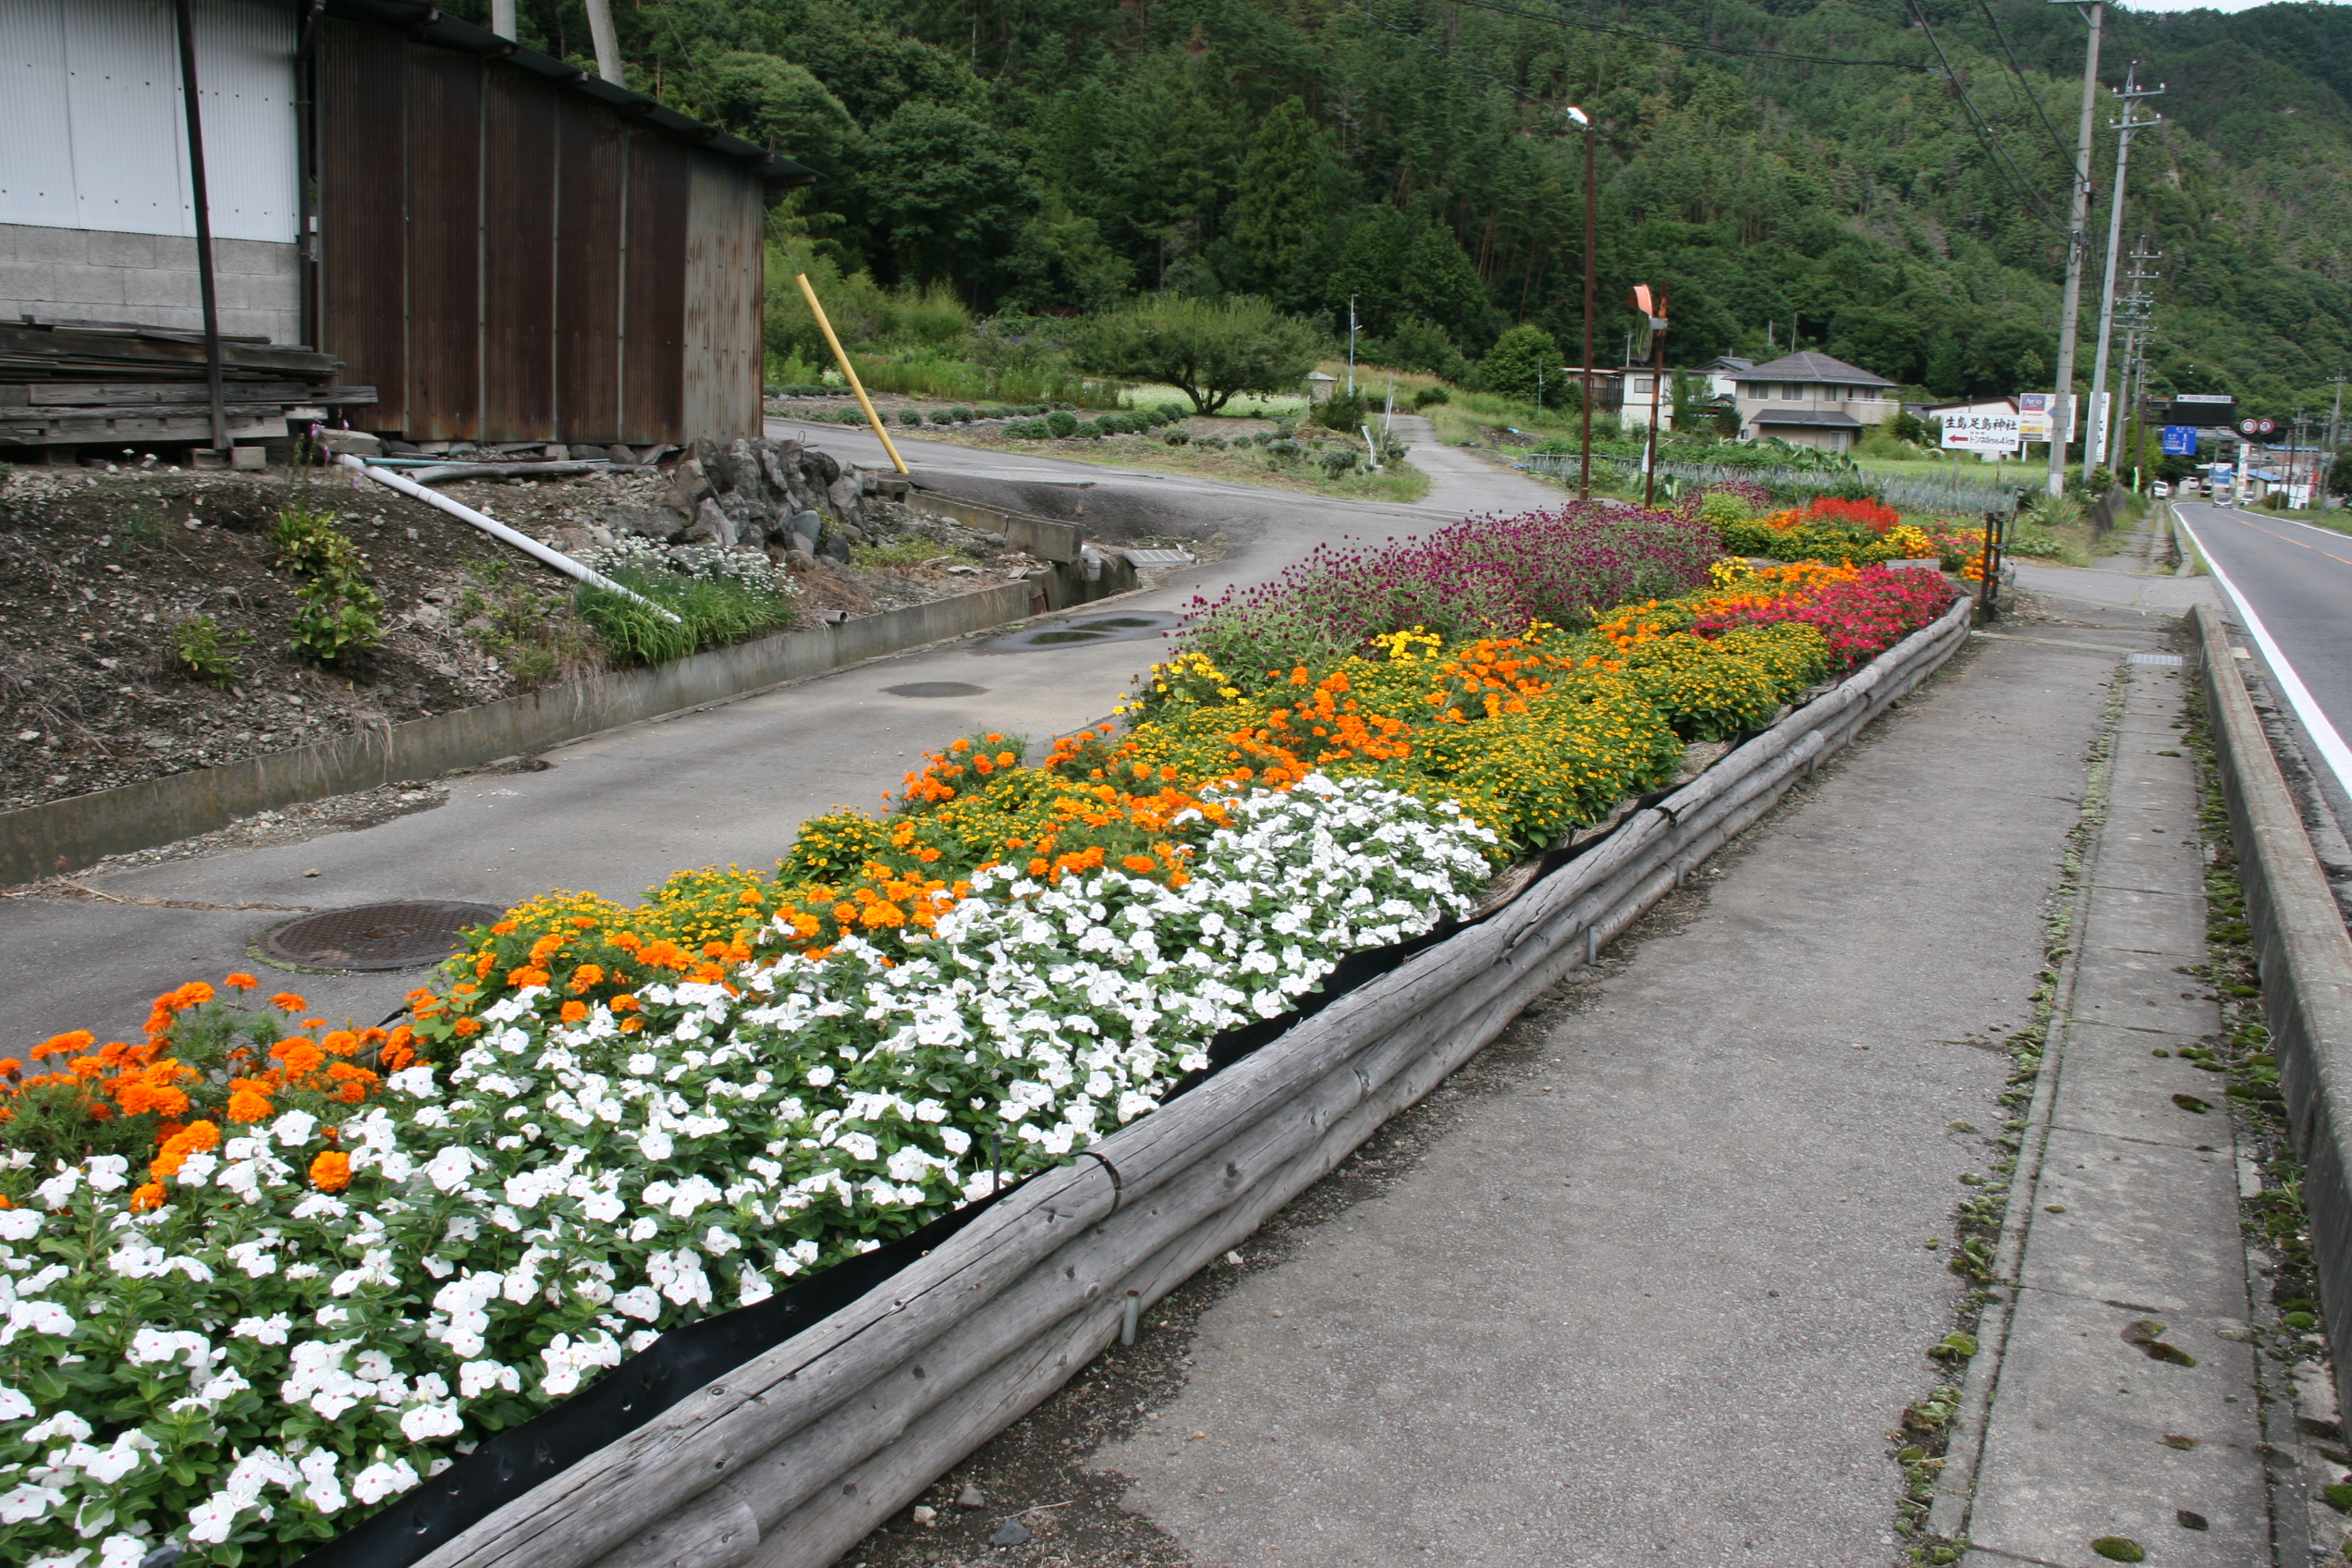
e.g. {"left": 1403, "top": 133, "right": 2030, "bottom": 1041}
{"left": 2161, "top": 425, "right": 2199, "bottom": 456}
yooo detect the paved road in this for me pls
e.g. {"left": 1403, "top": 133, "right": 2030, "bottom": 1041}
{"left": 6, "top": 423, "right": 1554, "bottom": 1047}
{"left": 2171, "top": 501, "right": 2352, "bottom": 796}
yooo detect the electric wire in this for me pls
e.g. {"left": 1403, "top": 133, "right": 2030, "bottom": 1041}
{"left": 1900, "top": 0, "right": 2073, "bottom": 234}
{"left": 1430, "top": 0, "right": 1925, "bottom": 70}
{"left": 1973, "top": 0, "right": 2077, "bottom": 165}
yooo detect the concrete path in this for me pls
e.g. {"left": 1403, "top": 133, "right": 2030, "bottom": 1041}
{"left": 4, "top": 431, "right": 1551, "bottom": 1050}
{"left": 849, "top": 606, "right": 2206, "bottom": 1568}
{"left": 1934, "top": 652, "right": 2272, "bottom": 1568}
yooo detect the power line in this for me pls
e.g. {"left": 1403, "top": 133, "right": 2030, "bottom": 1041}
{"left": 1973, "top": 0, "right": 2077, "bottom": 166}
{"left": 1901, "top": 0, "right": 2073, "bottom": 234}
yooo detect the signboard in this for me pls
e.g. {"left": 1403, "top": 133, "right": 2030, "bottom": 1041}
{"left": 2238, "top": 417, "right": 2276, "bottom": 436}
{"left": 1942, "top": 410, "right": 2023, "bottom": 452}
{"left": 2164, "top": 393, "right": 2236, "bottom": 427}
{"left": 2016, "top": 391, "right": 2070, "bottom": 442}
{"left": 2161, "top": 425, "right": 2200, "bottom": 456}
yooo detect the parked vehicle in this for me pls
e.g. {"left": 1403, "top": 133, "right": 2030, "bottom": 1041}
{"left": 2150, "top": 481, "right": 2172, "bottom": 498}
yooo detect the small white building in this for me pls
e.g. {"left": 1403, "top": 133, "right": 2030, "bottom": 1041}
{"left": 1733, "top": 351, "right": 1898, "bottom": 452}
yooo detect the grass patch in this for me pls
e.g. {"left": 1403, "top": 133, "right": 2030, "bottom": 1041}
{"left": 576, "top": 568, "right": 795, "bottom": 666}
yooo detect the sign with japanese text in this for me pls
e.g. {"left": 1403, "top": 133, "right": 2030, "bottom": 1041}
{"left": 1942, "top": 410, "right": 2023, "bottom": 452}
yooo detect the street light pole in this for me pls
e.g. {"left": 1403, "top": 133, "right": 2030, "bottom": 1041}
{"left": 2046, "top": 0, "right": 2106, "bottom": 497}
{"left": 1347, "top": 296, "right": 1357, "bottom": 397}
{"left": 1569, "top": 104, "right": 1596, "bottom": 501}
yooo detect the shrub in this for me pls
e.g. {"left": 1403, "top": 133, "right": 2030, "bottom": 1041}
{"left": 1196, "top": 435, "right": 1229, "bottom": 450}
{"left": 1163, "top": 429, "right": 1191, "bottom": 446}
{"left": 1413, "top": 386, "right": 1452, "bottom": 409}
{"left": 576, "top": 569, "right": 793, "bottom": 666}
{"left": 1047, "top": 410, "right": 1079, "bottom": 436}
{"left": 288, "top": 575, "right": 385, "bottom": 666}
{"left": 1320, "top": 448, "right": 1361, "bottom": 477}
{"left": 1313, "top": 392, "right": 1367, "bottom": 434}
{"left": 897, "top": 409, "right": 923, "bottom": 427}
{"left": 1478, "top": 324, "right": 1562, "bottom": 401}
{"left": 170, "top": 616, "right": 253, "bottom": 687}
{"left": 1697, "top": 491, "right": 1753, "bottom": 531}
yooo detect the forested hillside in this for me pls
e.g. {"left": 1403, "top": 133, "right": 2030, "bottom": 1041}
{"left": 457, "top": 0, "right": 2352, "bottom": 417}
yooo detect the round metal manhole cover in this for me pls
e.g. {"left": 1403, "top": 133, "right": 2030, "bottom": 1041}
{"left": 884, "top": 681, "right": 990, "bottom": 698}
{"left": 262, "top": 900, "right": 507, "bottom": 972}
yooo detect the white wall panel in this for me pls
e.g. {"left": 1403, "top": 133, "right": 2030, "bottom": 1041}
{"left": 1, "top": 0, "right": 294, "bottom": 245}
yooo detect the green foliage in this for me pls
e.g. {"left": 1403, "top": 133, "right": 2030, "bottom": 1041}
{"left": 1479, "top": 325, "right": 1562, "bottom": 402}
{"left": 1413, "top": 386, "right": 1451, "bottom": 410}
{"left": 168, "top": 615, "right": 253, "bottom": 688}
{"left": 1313, "top": 391, "right": 1368, "bottom": 434}
{"left": 458, "top": 563, "right": 600, "bottom": 691}
{"left": 1067, "top": 295, "right": 1319, "bottom": 414}
{"left": 271, "top": 498, "right": 382, "bottom": 665}
{"left": 576, "top": 570, "right": 795, "bottom": 666}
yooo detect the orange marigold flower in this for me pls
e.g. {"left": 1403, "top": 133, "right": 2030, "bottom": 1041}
{"left": 610, "top": 932, "right": 643, "bottom": 952}
{"left": 0, "top": 1060, "right": 18, "bottom": 1079}
{"left": 224, "top": 973, "right": 259, "bottom": 991}
{"left": 559, "top": 1000, "right": 589, "bottom": 1023}
{"left": 491, "top": 920, "right": 520, "bottom": 936}
{"left": 609, "top": 994, "right": 640, "bottom": 1013}
{"left": 322, "top": 1030, "right": 359, "bottom": 1056}
{"left": 37, "top": 1031, "right": 95, "bottom": 1059}
{"left": 452, "top": 1017, "right": 484, "bottom": 1037}
{"left": 226, "top": 1087, "right": 275, "bottom": 1123}
{"left": 270, "top": 992, "right": 308, "bottom": 1012}
{"left": 996, "top": 751, "right": 1016, "bottom": 767}
{"left": 1121, "top": 854, "right": 1158, "bottom": 874}
{"left": 309, "top": 1151, "right": 352, "bottom": 1193}
{"left": 569, "top": 964, "right": 606, "bottom": 992}
{"left": 129, "top": 1182, "right": 165, "bottom": 1212}
{"left": 274, "top": 1040, "right": 326, "bottom": 1078}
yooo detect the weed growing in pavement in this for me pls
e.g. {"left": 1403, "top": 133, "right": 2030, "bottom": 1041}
{"left": 1893, "top": 663, "right": 2125, "bottom": 1562}
{"left": 168, "top": 615, "right": 253, "bottom": 688}
{"left": 576, "top": 567, "right": 793, "bottom": 666}
{"left": 2177, "top": 692, "right": 2350, "bottom": 1553}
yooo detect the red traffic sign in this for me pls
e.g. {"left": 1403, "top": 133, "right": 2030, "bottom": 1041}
{"left": 2239, "top": 417, "right": 2276, "bottom": 435}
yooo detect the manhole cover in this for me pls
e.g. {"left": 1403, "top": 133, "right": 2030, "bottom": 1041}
{"left": 262, "top": 900, "right": 507, "bottom": 972}
{"left": 885, "top": 681, "right": 990, "bottom": 698}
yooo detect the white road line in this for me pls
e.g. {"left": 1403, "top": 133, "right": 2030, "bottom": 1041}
{"left": 2173, "top": 506, "right": 2352, "bottom": 799}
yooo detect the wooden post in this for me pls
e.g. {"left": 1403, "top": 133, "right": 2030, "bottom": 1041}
{"left": 172, "top": 0, "right": 227, "bottom": 453}
{"left": 797, "top": 273, "right": 908, "bottom": 475}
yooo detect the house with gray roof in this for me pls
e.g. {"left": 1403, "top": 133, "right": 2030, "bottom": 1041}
{"left": 1731, "top": 351, "right": 1898, "bottom": 452}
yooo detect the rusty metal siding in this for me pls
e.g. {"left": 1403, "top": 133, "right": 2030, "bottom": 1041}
{"left": 554, "top": 98, "right": 623, "bottom": 446}
{"left": 315, "top": 18, "right": 767, "bottom": 446}
{"left": 315, "top": 17, "right": 405, "bottom": 430}
{"left": 482, "top": 69, "right": 557, "bottom": 441}
{"left": 402, "top": 44, "right": 480, "bottom": 441}
{"left": 681, "top": 150, "right": 762, "bottom": 441}
{"left": 623, "top": 130, "right": 688, "bottom": 444}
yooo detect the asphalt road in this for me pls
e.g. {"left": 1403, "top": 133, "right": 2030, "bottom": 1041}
{"left": 5, "top": 421, "right": 1556, "bottom": 1048}
{"left": 2171, "top": 500, "right": 2352, "bottom": 795}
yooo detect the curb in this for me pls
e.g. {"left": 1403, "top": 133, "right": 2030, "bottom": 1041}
{"left": 370, "top": 596, "right": 1980, "bottom": 1568}
{"left": 2190, "top": 599, "right": 2352, "bottom": 1428}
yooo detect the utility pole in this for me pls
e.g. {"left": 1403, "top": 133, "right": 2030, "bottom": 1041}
{"left": 2085, "top": 66, "right": 2162, "bottom": 484}
{"left": 2115, "top": 239, "right": 2160, "bottom": 479}
{"left": 1347, "top": 296, "right": 1357, "bottom": 397}
{"left": 582, "top": 0, "right": 625, "bottom": 85}
{"left": 1569, "top": 103, "right": 1596, "bottom": 500}
{"left": 2047, "top": 0, "right": 2106, "bottom": 497}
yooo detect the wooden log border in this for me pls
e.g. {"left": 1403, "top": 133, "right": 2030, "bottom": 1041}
{"left": 403, "top": 593, "right": 1978, "bottom": 1568}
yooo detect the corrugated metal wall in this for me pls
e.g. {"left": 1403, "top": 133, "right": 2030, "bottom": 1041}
{"left": 0, "top": 0, "right": 299, "bottom": 243}
{"left": 314, "top": 15, "right": 762, "bottom": 446}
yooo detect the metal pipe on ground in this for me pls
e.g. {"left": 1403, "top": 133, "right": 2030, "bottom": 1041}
{"left": 338, "top": 456, "right": 680, "bottom": 622}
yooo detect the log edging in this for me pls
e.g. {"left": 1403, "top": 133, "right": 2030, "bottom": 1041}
{"left": 403, "top": 593, "right": 1978, "bottom": 1568}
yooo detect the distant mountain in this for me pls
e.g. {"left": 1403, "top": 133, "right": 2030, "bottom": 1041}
{"left": 472, "top": 0, "right": 2352, "bottom": 417}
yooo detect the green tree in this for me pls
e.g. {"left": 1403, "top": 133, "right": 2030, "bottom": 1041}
{"left": 699, "top": 53, "right": 863, "bottom": 178}
{"left": 1400, "top": 222, "right": 1490, "bottom": 350}
{"left": 1005, "top": 194, "right": 1135, "bottom": 313}
{"left": 1478, "top": 325, "right": 1562, "bottom": 401}
{"left": 1066, "top": 295, "right": 1320, "bottom": 413}
{"left": 1231, "top": 98, "right": 1330, "bottom": 287}
{"left": 862, "top": 103, "right": 1035, "bottom": 292}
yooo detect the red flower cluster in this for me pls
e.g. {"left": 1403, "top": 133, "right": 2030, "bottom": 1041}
{"left": 1806, "top": 495, "right": 1903, "bottom": 535}
{"left": 1692, "top": 565, "right": 1954, "bottom": 668}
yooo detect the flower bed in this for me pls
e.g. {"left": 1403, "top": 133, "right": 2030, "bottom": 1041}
{"left": 0, "top": 519, "right": 1964, "bottom": 1568}
{"left": 1719, "top": 495, "right": 1989, "bottom": 578}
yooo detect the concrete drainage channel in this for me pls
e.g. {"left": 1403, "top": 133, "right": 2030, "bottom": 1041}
{"left": 319, "top": 596, "right": 1978, "bottom": 1568}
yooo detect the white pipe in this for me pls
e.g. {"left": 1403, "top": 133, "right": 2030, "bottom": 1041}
{"left": 339, "top": 454, "right": 680, "bottom": 622}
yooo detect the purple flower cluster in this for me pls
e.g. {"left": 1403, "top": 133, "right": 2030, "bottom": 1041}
{"left": 1179, "top": 501, "right": 1720, "bottom": 679}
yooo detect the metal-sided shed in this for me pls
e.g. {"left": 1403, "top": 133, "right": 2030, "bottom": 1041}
{"left": 0, "top": 0, "right": 810, "bottom": 449}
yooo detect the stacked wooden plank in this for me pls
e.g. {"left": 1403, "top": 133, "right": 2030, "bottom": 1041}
{"left": 0, "top": 320, "right": 374, "bottom": 447}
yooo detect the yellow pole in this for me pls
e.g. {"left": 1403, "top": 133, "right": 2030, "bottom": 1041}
{"left": 796, "top": 271, "right": 908, "bottom": 475}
